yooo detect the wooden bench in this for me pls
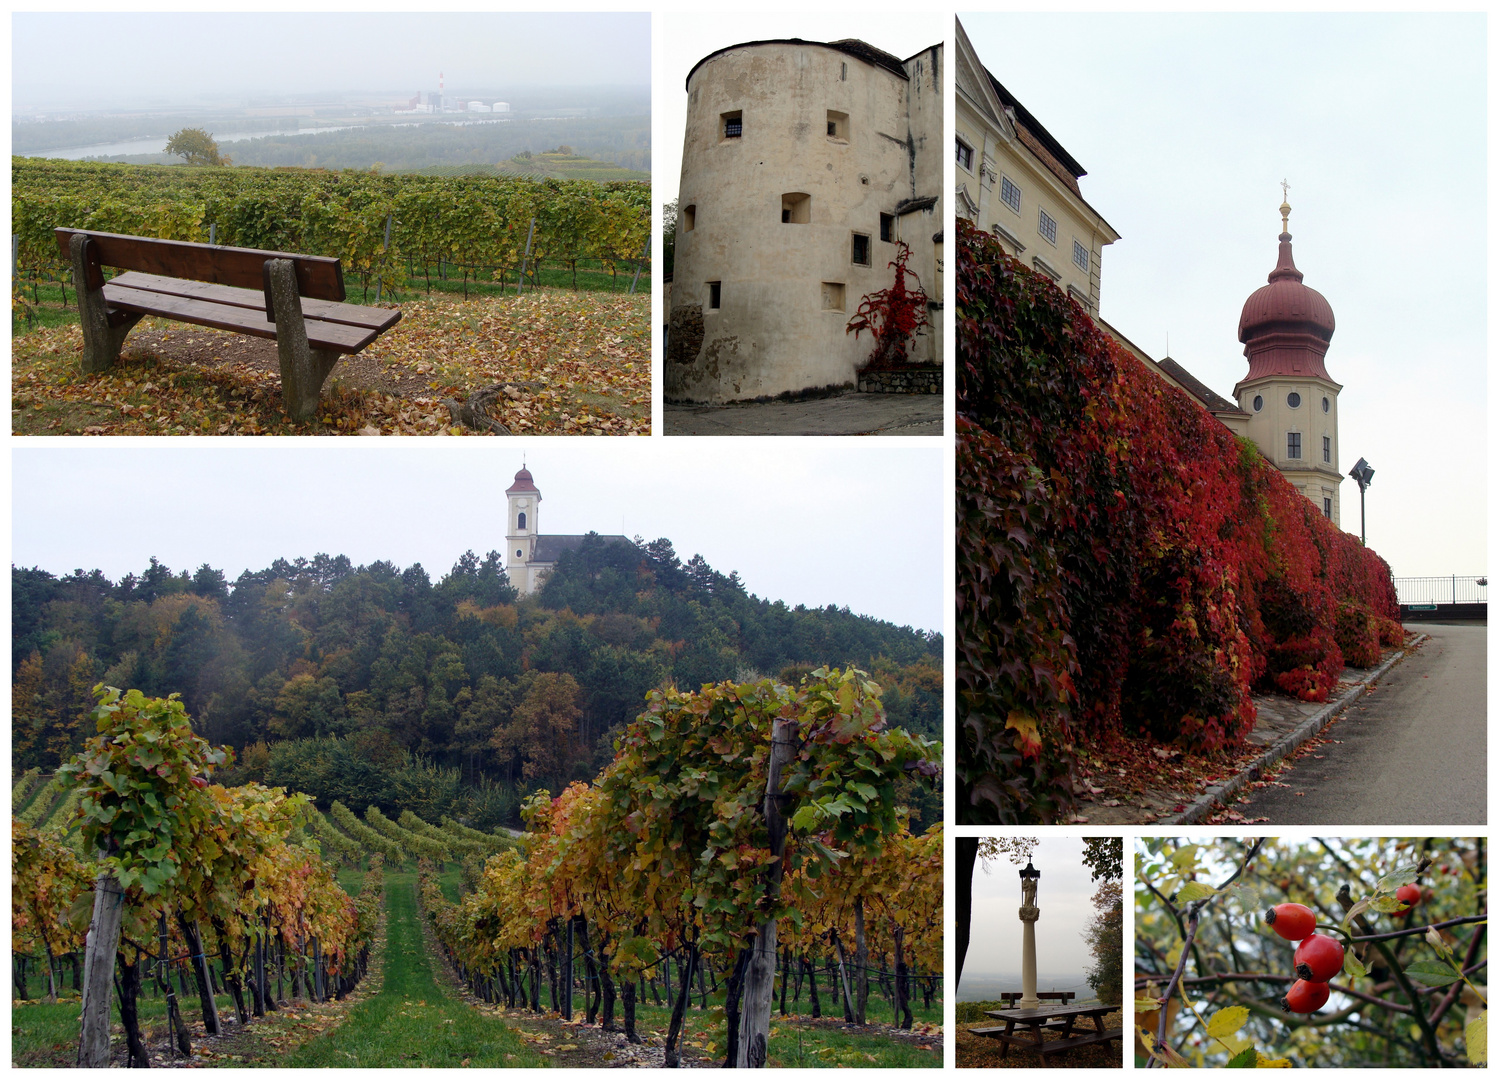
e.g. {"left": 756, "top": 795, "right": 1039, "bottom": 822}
{"left": 975, "top": 1002, "right": 1122, "bottom": 1067}
{"left": 56, "top": 228, "right": 402, "bottom": 421}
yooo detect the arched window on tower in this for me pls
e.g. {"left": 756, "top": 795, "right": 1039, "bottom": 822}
{"left": 517, "top": 511, "right": 527, "bottom": 530}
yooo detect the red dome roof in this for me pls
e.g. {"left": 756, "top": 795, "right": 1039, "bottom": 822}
{"left": 1236, "top": 232, "right": 1337, "bottom": 388}
{"left": 506, "top": 467, "right": 539, "bottom": 495}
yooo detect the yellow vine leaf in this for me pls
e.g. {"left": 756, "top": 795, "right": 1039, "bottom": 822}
{"left": 1005, "top": 711, "right": 1042, "bottom": 759}
{"left": 1467, "top": 1013, "right": 1487, "bottom": 1065}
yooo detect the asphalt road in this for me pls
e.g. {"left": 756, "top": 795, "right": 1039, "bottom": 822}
{"left": 663, "top": 393, "right": 942, "bottom": 436}
{"left": 1232, "top": 622, "right": 1486, "bottom": 826}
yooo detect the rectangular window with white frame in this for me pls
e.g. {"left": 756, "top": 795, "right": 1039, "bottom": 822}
{"left": 956, "top": 138, "right": 974, "bottom": 172}
{"left": 1323, "top": 436, "right": 1331, "bottom": 463}
{"left": 1038, "top": 208, "right": 1057, "bottom": 245}
{"left": 1000, "top": 175, "right": 1021, "bottom": 213}
{"left": 1287, "top": 432, "right": 1302, "bottom": 459}
{"left": 1073, "top": 239, "right": 1089, "bottom": 272}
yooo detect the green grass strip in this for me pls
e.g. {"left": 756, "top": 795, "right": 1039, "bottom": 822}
{"left": 283, "top": 871, "right": 546, "bottom": 1069}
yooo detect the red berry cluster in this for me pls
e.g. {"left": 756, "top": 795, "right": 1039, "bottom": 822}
{"left": 1264, "top": 903, "right": 1338, "bottom": 1013}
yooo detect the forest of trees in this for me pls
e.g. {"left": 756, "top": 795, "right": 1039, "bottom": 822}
{"left": 12, "top": 535, "right": 941, "bottom": 830}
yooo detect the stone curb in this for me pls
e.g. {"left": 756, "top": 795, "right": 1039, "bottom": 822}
{"left": 1160, "top": 633, "right": 1429, "bottom": 826}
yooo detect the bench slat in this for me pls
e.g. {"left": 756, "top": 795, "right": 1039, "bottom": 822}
{"left": 103, "top": 284, "right": 378, "bottom": 353}
{"left": 56, "top": 229, "right": 346, "bottom": 301}
{"left": 110, "top": 272, "right": 401, "bottom": 333}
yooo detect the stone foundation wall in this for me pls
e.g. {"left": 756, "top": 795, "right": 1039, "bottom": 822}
{"left": 857, "top": 367, "right": 942, "bottom": 394}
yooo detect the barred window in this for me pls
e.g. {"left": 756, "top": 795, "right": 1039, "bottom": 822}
{"left": 1287, "top": 432, "right": 1302, "bottom": 459}
{"left": 1000, "top": 175, "right": 1021, "bottom": 213}
{"left": 722, "top": 111, "right": 742, "bottom": 139}
{"left": 1038, "top": 208, "right": 1057, "bottom": 245}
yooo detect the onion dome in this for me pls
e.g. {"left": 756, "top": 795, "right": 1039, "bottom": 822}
{"left": 1236, "top": 197, "right": 1337, "bottom": 387}
{"left": 506, "top": 466, "right": 539, "bottom": 495}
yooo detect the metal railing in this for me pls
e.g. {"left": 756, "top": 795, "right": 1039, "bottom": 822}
{"left": 1392, "top": 576, "right": 1488, "bottom": 605}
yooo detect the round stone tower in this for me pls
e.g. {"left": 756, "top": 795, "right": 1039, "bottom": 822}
{"left": 1233, "top": 196, "right": 1343, "bottom": 526}
{"left": 667, "top": 38, "right": 936, "bottom": 403}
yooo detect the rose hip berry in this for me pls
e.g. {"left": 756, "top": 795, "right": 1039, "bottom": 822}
{"left": 1281, "top": 978, "right": 1331, "bottom": 1014}
{"left": 1265, "top": 902, "right": 1317, "bottom": 941}
{"left": 1394, "top": 883, "right": 1421, "bottom": 914}
{"left": 1294, "top": 933, "right": 1345, "bottom": 982}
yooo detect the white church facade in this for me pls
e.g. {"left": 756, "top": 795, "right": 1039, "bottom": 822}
{"left": 505, "top": 466, "right": 631, "bottom": 595}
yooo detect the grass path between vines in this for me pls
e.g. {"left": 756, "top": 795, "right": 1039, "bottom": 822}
{"left": 282, "top": 871, "right": 546, "bottom": 1067}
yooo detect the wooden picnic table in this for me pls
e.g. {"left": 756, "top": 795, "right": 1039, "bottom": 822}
{"left": 970, "top": 1002, "right": 1122, "bottom": 1066}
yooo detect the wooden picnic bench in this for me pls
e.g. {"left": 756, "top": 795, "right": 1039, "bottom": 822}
{"left": 998, "top": 991, "right": 1076, "bottom": 1006}
{"left": 55, "top": 228, "right": 402, "bottom": 421}
{"left": 971, "top": 1002, "right": 1122, "bottom": 1066}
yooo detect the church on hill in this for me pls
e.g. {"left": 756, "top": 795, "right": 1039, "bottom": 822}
{"left": 504, "top": 466, "right": 632, "bottom": 596}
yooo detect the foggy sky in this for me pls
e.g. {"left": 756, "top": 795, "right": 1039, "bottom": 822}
{"left": 11, "top": 442, "right": 944, "bottom": 636}
{"left": 13, "top": 13, "right": 650, "bottom": 110}
{"left": 964, "top": 836, "right": 1103, "bottom": 988}
{"left": 962, "top": 13, "right": 1486, "bottom": 579}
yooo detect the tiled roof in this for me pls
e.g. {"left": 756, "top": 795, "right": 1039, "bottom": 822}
{"left": 532, "top": 534, "right": 633, "bottom": 564}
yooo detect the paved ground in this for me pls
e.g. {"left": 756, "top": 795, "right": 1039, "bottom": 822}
{"left": 1231, "top": 622, "right": 1486, "bottom": 825}
{"left": 663, "top": 392, "right": 942, "bottom": 436}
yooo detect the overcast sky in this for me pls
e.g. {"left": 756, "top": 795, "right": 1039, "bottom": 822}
{"left": 962, "top": 12, "right": 1486, "bottom": 580}
{"left": 964, "top": 835, "right": 1101, "bottom": 989}
{"left": 13, "top": 13, "right": 650, "bottom": 109}
{"left": 657, "top": 12, "right": 947, "bottom": 207}
{"left": 12, "top": 442, "right": 944, "bottom": 635}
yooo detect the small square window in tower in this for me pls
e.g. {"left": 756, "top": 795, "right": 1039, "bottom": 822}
{"left": 682, "top": 204, "right": 696, "bottom": 233}
{"left": 781, "top": 192, "right": 810, "bottom": 224}
{"left": 826, "top": 110, "right": 849, "bottom": 142}
{"left": 707, "top": 281, "right": 721, "bottom": 310}
{"left": 721, "top": 111, "right": 742, "bottom": 139}
{"left": 879, "top": 213, "right": 894, "bottom": 243}
{"left": 1287, "top": 432, "right": 1302, "bottom": 459}
{"left": 821, "top": 282, "right": 845, "bottom": 312}
{"left": 851, "top": 232, "right": 870, "bottom": 266}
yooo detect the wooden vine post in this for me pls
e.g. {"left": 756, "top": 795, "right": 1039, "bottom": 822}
{"left": 76, "top": 871, "right": 126, "bottom": 1067}
{"left": 734, "top": 717, "right": 795, "bottom": 1067}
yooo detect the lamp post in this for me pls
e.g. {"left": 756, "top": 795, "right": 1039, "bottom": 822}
{"left": 1018, "top": 859, "right": 1041, "bottom": 1009}
{"left": 1349, "top": 457, "right": 1375, "bottom": 545}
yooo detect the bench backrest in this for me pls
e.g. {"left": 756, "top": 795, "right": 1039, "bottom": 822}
{"left": 999, "top": 991, "right": 1076, "bottom": 1002}
{"left": 55, "top": 229, "right": 345, "bottom": 302}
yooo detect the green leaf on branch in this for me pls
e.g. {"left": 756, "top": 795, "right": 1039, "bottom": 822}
{"left": 1343, "top": 948, "right": 1368, "bottom": 978}
{"left": 1226, "top": 1047, "right": 1258, "bottom": 1068}
{"left": 1177, "top": 881, "right": 1216, "bottom": 904}
{"left": 1375, "top": 866, "right": 1420, "bottom": 892}
{"left": 1402, "top": 960, "right": 1463, "bottom": 987}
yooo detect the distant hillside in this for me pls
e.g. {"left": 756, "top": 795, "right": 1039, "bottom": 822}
{"left": 412, "top": 149, "right": 648, "bottom": 182}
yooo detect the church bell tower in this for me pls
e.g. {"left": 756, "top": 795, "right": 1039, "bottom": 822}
{"left": 505, "top": 466, "right": 541, "bottom": 593}
{"left": 1233, "top": 189, "right": 1343, "bottom": 526}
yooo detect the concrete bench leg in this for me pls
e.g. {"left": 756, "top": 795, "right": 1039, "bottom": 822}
{"left": 265, "top": 258, "right": 340, "bottom": 422}
{"left": 70, "top": 234, "right": 142, "bottom": 373}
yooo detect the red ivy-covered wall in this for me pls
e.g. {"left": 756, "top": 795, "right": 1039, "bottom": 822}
{"left": 956, "top": 221, "right": 1399, "bottom": 824}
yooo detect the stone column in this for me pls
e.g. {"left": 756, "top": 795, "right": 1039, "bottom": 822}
{"left": 1018, "top": 859, "right": 1041, "bottom": 1009}
{"left": 1018, "top": 901, "right": 1041, "bottom": 1009}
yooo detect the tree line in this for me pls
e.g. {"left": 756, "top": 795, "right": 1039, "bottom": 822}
{"left": 13, "top": 535, "right": 942, "bottom": 827}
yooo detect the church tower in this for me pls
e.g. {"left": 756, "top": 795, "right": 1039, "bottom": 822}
{"left": 1233, "top": 192, "right": 1343, "bottom": 526}
{"left": 505, "top": 466, "right": 541, "bottom": 594}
